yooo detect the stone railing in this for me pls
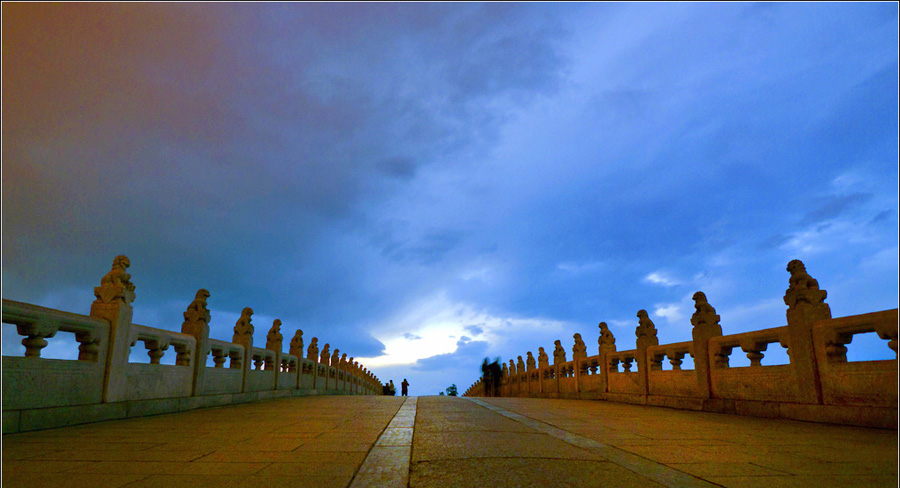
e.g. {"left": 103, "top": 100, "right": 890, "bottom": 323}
{"left": 2, "top": 255, "right": 382, "bottom": 434}
{"left": 465, "top": 260, "right": 898, "bottom": 429}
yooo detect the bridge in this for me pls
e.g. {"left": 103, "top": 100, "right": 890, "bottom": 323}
{"left": 2, "top": 256, "right": 898, "bottom": 486}
{"left": 2, "top": 395, "right": 896, "bottom": 487}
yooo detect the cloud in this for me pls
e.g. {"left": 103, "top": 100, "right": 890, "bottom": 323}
{"left": 800, "top": 193, "right": 873, "bottom": 226}
{"left": 402, "top": 332, "right": 422, "bottom": 341}
{"left": 653, "top": 304, "right": 685, "bottom": 324}
{"left": 414, "top": 339, "right": 489, "bottom": 372}
{"left": 644, "top": 272, "right": 680, "bottom": 287}
{"left": 464, "top": 324, "right": 484, "bottom": 336}
{"left": 2, "top": 3, "right": 897, "bottom": 385}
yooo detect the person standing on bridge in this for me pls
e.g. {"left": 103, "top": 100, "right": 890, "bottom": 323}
{"left": 401, "top": 378, "right": 409, "bottom": 396}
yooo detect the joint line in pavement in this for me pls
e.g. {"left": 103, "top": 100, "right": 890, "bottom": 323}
{"left": 349, "top": 396, "right": 417, "bottom": 488}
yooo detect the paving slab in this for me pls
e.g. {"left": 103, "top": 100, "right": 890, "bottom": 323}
{"left": 475, "top": 397, "right": 898, "bottom": 487}
{"left": 1, "top": 396, "right": 405, "bottom": 488}
{"left": 2, "top": 394, "right": 896, "bottom": 487}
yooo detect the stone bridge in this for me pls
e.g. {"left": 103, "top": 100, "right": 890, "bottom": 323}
{"left": 2, "top": 256, "right": 897, "bottom": 487}
{"left": 1, "top": 395, "right": 896, "bottom": 487}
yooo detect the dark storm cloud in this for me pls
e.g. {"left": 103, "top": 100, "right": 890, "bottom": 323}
{"left": 800, "top": 193, "right": 873, "bottom": 226}
{"left": 413, "top": 340, "right": 489, "bottom": 372}
{"left": 2, "top": 3, "right": 897, "bottom": 388}
{"left": 464, "top": 324, "right": 484, "bottom": 336}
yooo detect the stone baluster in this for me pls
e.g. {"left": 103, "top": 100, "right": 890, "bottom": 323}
{"left": 229, "top": 349, "right": 242, "bottom": 369}
{"left": 211, "top": 347, "right": 227, "bottom": 368}
{"left": 76, "top": 328, "right": 102, "bottom": 362}
{"left": 16, "top": 320, "right": 59, "bottom": 358}
{"left": 668, "top": 350, "right": 686, "bottom": 371}
{"left": 621, "top": 356, "right": 634, "bottom": 373}
{"left": 143, "top": 338, "right": 169, "bottom": 364}
{"left": 741, "top": 340, "right": 769, "bottom": 367}
{"left": 253, "top": 353, "right": 264, "bottom": 371}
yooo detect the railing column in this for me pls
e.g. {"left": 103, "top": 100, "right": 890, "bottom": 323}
{"left": 635, "top": 310, "right": 659, "bottom": 396}
{"left": 232, "top": 307, "right": 254, "bottom": 392}
{"left": 265, "top": 319, "right": 283, "bottom": 387}
{"left": 90, "top": 255, "right": 136, "bottom": 403}
{"left": 598, "top": 322, "right": 617, "bottom": 395}
{"left": 181, "top": 289, "right": 211, "bottom": 396}
{"left": 690, "top": 292, "right": 721, "bottom": 399}
{"left": 572, "top": 333, "right": 587, "bottom": 395}
{"left": 784, "top": 260, "right": 829, "bottom": 404}
{"left": 307, "top": 338, "right": 319, "bottom": 389}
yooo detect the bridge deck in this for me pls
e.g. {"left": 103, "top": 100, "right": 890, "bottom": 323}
{"left": 1, "top": 396, "right": 896, "bottom": 487}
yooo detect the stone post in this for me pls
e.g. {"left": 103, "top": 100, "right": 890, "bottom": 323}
{"left": 517, "top": 356, "right": 526, "bottom": 397}
{"left": 526, "top": 351, "right": 536, "bottom": 396}
{"left": 306, "top": 338, "right": 319, "bottom": 389}
{"left": 90, "top": 255, "right": 137, "bottom": 403}
{"left": 289, "top": 329, "right": 303, "bottom": 358}
{"left": 181, "top": 289, "right": 211, "bottom": 396}
{"left": 331, "top": 349, "right": 341, "bottom": 389}
{"left": 508, "top": 360, "right": 517, "bottom": 396}
{"left": 784, "top": 259, "right": 829, "bottom": 404}
{"left": 690, "top": 292, "right": 722, "bottom": 399}
{"left": 635, "top": 310, "right": 659, "bottom": 396}
{"left": 266, "top": 319, "right": 283, "bottom": 385}
{"left": 597, "top": 322, "right": 616, "bottom": 395}
{"left": 572, "top": 333, "right": 587, "bottom": 395}
{"left": 320, "top": 344, "right": 331, "bottom": 390}
{"left": 538, "top": 347, "right": 549, "bottom": 394}
{"left": 232, "top": 307, "right": 254, "bottom": 392}
{"left": 553, "top": 340, "right": 566, "bottom": 397}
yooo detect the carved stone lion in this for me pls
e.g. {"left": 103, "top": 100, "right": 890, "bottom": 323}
{"left": 553, "top": 340, "right": 566, "bottom": 364}
{"left": 307, "top": 337, "right": 319, "bottom": 361}
{"left": 573, "top": 333, "right": 587, "bottom": 360}
{"left": 94, "top": 255, "right": 137, "bottom": 304}
{"left": 183, "top": 289, "right": 211, "bottom": 325}
{"left": 233, "top": 307, "right": 254, "bottom": 339}
{"left": 598, "top": 322, "right": 616, "bottom": 353}
{"left": 538, "top": 347, "right": 549, "bottom": 368}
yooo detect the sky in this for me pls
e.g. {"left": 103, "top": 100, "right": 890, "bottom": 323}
{"left": 2, "top": 3, "right": 898, "bottom": 396}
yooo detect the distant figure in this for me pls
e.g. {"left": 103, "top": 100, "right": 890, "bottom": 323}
{"left": 401, "top": 378, "right": 409, "bottom": 396}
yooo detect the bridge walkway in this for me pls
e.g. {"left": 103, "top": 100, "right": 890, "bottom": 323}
{"left": 1, "top": 395, "right": 896, "bottom": 487}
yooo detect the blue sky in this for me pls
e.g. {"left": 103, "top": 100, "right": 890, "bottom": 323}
{"left": 2, "top": 3, "right": 897, "bottom": 396}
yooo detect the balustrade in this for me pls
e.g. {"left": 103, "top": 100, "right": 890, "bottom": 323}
{"left": 463, "top": 259, "right": 897, "bottom": 429}
{"left": 1, "top": 255, "right": 381, "bottom": 434}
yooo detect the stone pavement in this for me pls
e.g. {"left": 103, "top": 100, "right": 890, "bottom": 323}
{"left": 1, "top": 395, "right": 897, "bottom": 488}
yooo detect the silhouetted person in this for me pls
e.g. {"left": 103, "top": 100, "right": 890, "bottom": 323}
{"left": 401, "top": 378, "right": 409, "bottom": 396}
